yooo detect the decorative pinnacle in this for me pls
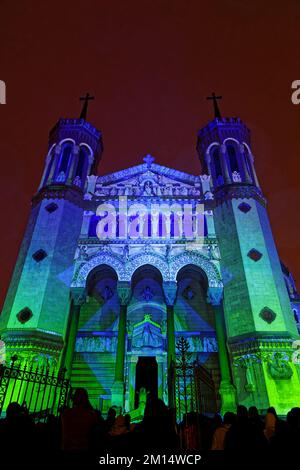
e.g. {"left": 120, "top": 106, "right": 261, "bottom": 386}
{"left": 143, "top": 154, "right": 155, "bottom": 167}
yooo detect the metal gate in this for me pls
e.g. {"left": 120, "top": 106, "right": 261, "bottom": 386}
{"left": 174, "top": 337, "right": 217, "bottom": 423}
{"left": 0, "top": 359, "right": 71, "bottom": 421}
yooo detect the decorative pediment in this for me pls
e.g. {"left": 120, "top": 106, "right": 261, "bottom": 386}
{"left": 131, "top": 314, "right": 165, "bottom": 350}
{"left": 85, "top": 155, "right": 212, "bottom": 199}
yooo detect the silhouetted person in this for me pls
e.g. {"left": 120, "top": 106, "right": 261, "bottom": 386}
{"left": 248, "top": 406, "right": 262, "bottom": 426}
{"left": 61, "top": 388, "right": 98, "bottom": 451}
{"left": 225, "top": 405, "right": 250, "bottom": 450}
{"left": 211, "top": 412, "right": 236, "bottom": 450}
{"left": 181, "top": 412, "right": 200, "bottom": 449}
{"left": 0, "top": 402, "right": 34, "bottom": 452}
{"left": 45, "top": 414, "right": 61, "bottom": 450}
{"left": 135, "top": 398, "right": 179, "bottom": 449}
{"left": 124, "top": 413, "right": 135, "bottom": 432}
{"left": 264, "top": 407, "right": 278, "bottom": 441}
{"left": 109, "top": 415, "right": 129, "bottom": 436}
{"left": 105, "top": 406, "right": 117, "bottom": 433}
{"left": 248, "top": 406, "right": 268, "bottom": 450}
{"left": 286, "top": 407, "right": 300, "bottom": 449}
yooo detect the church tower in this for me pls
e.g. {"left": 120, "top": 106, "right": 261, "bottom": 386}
{"left": 0, "top": 102, "right": 103, "bottom": 370}
{"left": 197, "top": 97, "right": 300, "bottom": 414}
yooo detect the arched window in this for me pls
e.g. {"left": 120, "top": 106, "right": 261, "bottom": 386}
{"left": 211, "top": 147, "right": 223, "bottom": 185}
{"left": 56, "top": 143, "right": 72, "bottom": 180}
{"left": 75, "top": 147, "right": 88, "bottom": 180}
{"left": 227, "top": 144, "right": 239, "bottom": 173}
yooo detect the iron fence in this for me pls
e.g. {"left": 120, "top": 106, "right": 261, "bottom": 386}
{"left": 174, "top": 337, "right": 217, "bottom": 422}
{"left": 0, "top": 359, "right": 71, "bottom": 421}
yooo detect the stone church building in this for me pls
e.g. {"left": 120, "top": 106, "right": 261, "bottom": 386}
{"left": 1, "top": 100, "right": 300, "bottom": 416}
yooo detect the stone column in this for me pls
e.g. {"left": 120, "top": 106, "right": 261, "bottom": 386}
{"left": 111, "top": 281, "right": 131, "bottom": 408}
{"left": 38, "top": 151, "right": 53, "bottom": 190}
{"left": 47, "top": 144, "right": 61, "bottom": 184}
{"left": 86, "top": 154, "right": 94, "bottom": 183}
{"left": 128, "top": 355, "right": 138, "bottom": 411}
{"left": 66, "top": 145, "right": 80, "bottom": 185}
{"left": 208, "top": 286, "right": 236, "bottom": 414}
{"left": 248, "top": 152, "right": 260, "bottom": 188}
{"left": 163, "top": 281, "right": 177, "bottom": 409}
{"left": 156, "top": 355, "right": 165, "bottom": 401}
{"left": 63, "top": 288, "right": 86, "bottom": 379}
{"left": 220, "top": 144, "right": 232, "bottom": 184}
{"left": 239, "top": 144, "right": 252, "bottom": 183}
{"left": 205, "top": 151, "right": 212, "bottom": 176}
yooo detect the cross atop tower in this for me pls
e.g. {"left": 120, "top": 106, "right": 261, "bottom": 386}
{"left": 206, "top": 92, "right": 222, "bottom": 119}
{"left": 79, "top": 92, "right": 95, "bottom": 120}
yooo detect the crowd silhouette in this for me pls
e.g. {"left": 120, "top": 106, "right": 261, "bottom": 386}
{"left": 0, "top": 388, "right": 299, "bottom": 464}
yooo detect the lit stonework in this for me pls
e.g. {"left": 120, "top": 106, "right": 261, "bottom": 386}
{"left": 0, "top": 113, "right": 299, "bottom": 416}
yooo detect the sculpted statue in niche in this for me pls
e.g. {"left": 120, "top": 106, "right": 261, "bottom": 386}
{"left": 132, "top": 323, "right": 163, "bottom": 349}
{"left": 156, "top": 185, "right": 162, "bottom": 196}
{"left": 180, "top": 187, "right": 188, "bottom": 195}
{"left": 143, "top": 180, "right": 154, "bottom": 195}
{"left": 77, "top": 245, "right": 89, "bottom": 260}
{"left": 101, "top": 285, "right": 114, "bottom": 301}
{"left": 134, "top": 185, "right": 143, "bottom": 196}
{"left": 268, "top": 352, "right": 293, "bottom": 380}
{"left": 232, "top": 171, "right": 242, "bottom": 182}
{"left": 75, "top": 337, "right": 84, "bottom": 352}
{"left": 109, "top": 187, "right": 118, "bottom": 196}
{"left": 122, "top": 244, "right": 129, "bottom": 260}
{"left": 141, "top": 285, "right": 154, "bottom": 302}
{"left": 194, "top": 336, "right": 203, "bottom": 352}
{"left": 73, "top": 176, "right": 81, "bottom": 187}
{"left": 207, "top": 244, "right": 220, "bottom": 260}
{"left": 98, "top": 337, "right": 106, "bottom": 352}
{"left": 165, "top": 244, "right": 171, "bottom": 259}
{"left": 56, "top": 171, "right": 66, "bottom": 182}
{"left": 203, "top": 337, "right": 218, "bottom": 352}
{"left": 183, "top": 336, "right": 203, "bottom": 352}
{"left": 94, "top": 183, "right": 104, "bottom": 196}
{"left": 204, "top": 191, "right": 214, "bottom": 200}
{"left": 245, "top": 366, "right": 256, "bottom": 392}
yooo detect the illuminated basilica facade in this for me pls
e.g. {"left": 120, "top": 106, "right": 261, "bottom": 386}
{"left": 1, "top": 108, "right": 300, "bottom": 416}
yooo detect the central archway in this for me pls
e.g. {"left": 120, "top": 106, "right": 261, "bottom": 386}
{"left": 126, "top": 263, "right": 167, "bottom": 411}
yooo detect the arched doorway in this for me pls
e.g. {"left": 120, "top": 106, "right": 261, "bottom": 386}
{"left": 135, "top": 356, "right": 158, "bottom": 408}
{"left": 126, "top": 265, "right": 167, "bottom": 411}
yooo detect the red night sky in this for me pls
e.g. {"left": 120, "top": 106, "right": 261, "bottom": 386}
{"left": 0, "top": 0, "right": 300, "bottom": 308}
